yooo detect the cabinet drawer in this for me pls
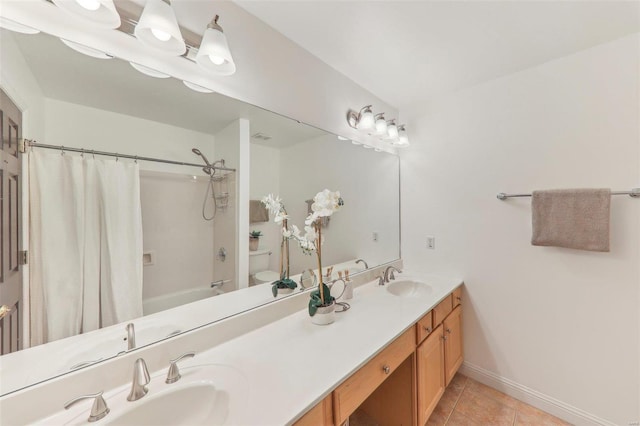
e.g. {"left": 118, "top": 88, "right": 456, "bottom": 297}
{"left": 416, "top": 310, "right": 433, "bottom": 344}
{"left": 433, "top": 295, "right": 453, "bottom": 326}
{"left": 453, "top": 287, "right": 462, "bottom": 307}
{"left": 333, "top": 328, "right": 415, "bottom": 425}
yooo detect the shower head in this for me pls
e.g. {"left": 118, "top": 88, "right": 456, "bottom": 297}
{"left": 192, "top": 148, "right": 213, "bottom": 174}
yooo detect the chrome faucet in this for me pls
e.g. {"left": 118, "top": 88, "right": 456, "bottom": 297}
{"left": 355, "top": 258, "right": 369, "bottom": 269}
{"left": 125, "top": 323, "right": 136, "bottom": 351}
{"left": 127, "top": 358, "right": 151, "bottom": 402}
{"left": 165, "top": 352, "right": 196, "bottom": 384}
{"left": 64, "top": 391, "right": 110, "bottom": 422}
{"left": 383, "top": 266, "right": 402, "bottom": 283}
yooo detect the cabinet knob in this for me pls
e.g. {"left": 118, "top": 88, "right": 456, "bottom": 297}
{"left": 446, "top": 328, "right": 452, "bottom": 334}
{"left": 456, "top": 296, "right": 462, "bottom": 301}
{"left": 441, "top": 335, "right": 447, "bottom": 341}
{"left": 383, "top": 365, "right": 390, "bottom": 374}
{"left": 423, "top": 326, "right": 431, "bottom": 333}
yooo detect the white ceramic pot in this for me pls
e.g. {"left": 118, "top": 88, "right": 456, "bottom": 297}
{"left": 310, "top": 302, "right": 335, "bottom": 325}
{"left": 278, "top": 287, "right": 294, "bottom": 295}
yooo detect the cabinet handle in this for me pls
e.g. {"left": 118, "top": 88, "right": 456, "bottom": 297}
{"left": 382, "top": 365, "right": 390, "bottom": 374}
{"left": 423, "top": 326, "right": 431, "bottom": 333}
{"left": 446, "top": 328, "right": 452, "bottom": 334}
{"left": 441, "top": 335, "right": 447, "bottom": 341}
{"left": 456, "top": 296, "right": 462, "bottom": 301}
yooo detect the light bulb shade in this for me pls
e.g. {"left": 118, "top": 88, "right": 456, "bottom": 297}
{"left": 130, "top": 62, "right": 170, "bottom": 78}
{"left": 387, "top": 122, "right": 399, "bottom": 139}
{"left": 135, "top": 0, "right": 186, "bottom": 56}
{"left": 356, "top": 107, "right": 375, "bottom": 130}
{"left": 0, "top": 17, "right": 40, "bottom": 34}
{"left": 183, "top": 81, "right": 215, "bottom": 93}
{"left": 52, "top": 0, "right": 121, "bottom": 29}
{"left": 397, "top": 127, "right": 409, "bottom": 145}
{"left": 375, "top": 115, "right": 387, "bottom": 135}
{"left": 196, "top": 24, "right": 236, "bottom": 75}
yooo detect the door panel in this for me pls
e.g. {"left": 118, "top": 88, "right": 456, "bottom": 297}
{"left": 0, "top": 89, "right": 23, "bottom": 354}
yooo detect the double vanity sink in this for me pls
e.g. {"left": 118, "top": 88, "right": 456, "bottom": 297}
{"left": 4, "top": 268, "right": 462, "bottom": 425}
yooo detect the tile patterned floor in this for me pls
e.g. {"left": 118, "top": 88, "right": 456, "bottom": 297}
{"left": 427, "top": 374, "right": 572, "bottom": 426}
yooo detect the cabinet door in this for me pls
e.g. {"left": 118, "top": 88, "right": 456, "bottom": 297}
{"left": 416, "top": 324, "right": 445, "bottom": 426}
{"left": 444, "top": 306, "right": 463, "bottom": 386}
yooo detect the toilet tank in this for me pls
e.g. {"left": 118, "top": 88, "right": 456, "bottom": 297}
{"left": 249, "top": 249, "right": 272, "bottom": 275}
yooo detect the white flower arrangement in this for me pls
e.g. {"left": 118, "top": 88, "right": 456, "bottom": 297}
{"left": 262, "top": 190, "right": 344, "bottom": 312}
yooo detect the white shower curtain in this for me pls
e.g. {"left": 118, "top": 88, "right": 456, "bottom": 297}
{"left": 29, "top": 150, "right": 143, "bottom": 345}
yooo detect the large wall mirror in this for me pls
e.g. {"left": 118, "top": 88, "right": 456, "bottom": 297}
{"left": 0, "top": 29, "right": 400, "bottom": 396}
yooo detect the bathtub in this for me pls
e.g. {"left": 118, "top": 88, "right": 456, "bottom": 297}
{"left": 143, "top": 285, "right": 226, "bottom": 316}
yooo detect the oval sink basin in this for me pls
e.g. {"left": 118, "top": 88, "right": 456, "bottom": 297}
{"left": 386, "top": 280, "right": 432, "bottom": 297}
{"left": 105, "top": 381, "right": 226, "bottom": 425}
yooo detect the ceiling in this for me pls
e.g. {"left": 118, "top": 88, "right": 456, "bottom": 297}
{"left": 11, "top": 30, "right": 324, "bottom": 148}
{"left": 236, "top": 1, "right": 640, "bottom": 115}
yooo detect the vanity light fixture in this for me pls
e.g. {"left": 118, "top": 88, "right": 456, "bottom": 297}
{"left": 351, "top": 140, "right": 362, "bottom": 145}
{"left": 347, "top": 105, "right": 375, "bottom": 131}
{"left": 60, "top": 39, "right": 113, "bottom": 59}
{"left": 0, "top": 17, "right": 40, "bottom": 34}
{"left": 134, "top": 0, "right": 186, "bottom": 56}
{"left": 52, "top": 0, "right": 121, "bottom": 29}
{"left": 129, "top": 62, "right": 171, "bottom": 78}
{"left": 183, "top": 81, "right": 215, "bottom": 93}
{"left": 396, "top": 125, "right": 410, "bottom": 146}
{"left": 374, "top": 113, "right": 388, "bottom": 135}
{"left": 195, "top": 15, "right": 236, "bottom": 76}
{"left": 386, "top": 119, "right": 399, "bottom": 140}
{"left": 337, "top": 136, "right": 349, "bottom": 141}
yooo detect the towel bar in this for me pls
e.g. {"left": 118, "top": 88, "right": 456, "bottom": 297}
{"left": 497, "top": 188, "right": 640, "bottom": 200}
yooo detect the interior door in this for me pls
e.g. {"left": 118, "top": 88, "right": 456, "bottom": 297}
{"left": 0, "top": 89, "right": 23, "bottom": 354}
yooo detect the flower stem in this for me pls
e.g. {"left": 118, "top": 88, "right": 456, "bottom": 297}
{"left": 316, "top": 222, "right": 324, "bottom": 303}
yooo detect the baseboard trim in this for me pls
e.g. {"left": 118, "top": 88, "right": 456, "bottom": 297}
{"left": 459, "top": 362, "right": 617, "bottom": 426}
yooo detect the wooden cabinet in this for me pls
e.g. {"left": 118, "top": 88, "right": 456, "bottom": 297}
{"left": 296, "top": 286, "right": 464, "bottom": 426}
{"left": 416, "top": 324, "right": 445, "bottom": 426}
{"left": 294, "top": 395, "right": 333, "bottom": 426}
{"left": 444, "top": 306, "right": 463, "bottom": 386}
{"left": 333, "top": 328, "right": 415, "bottom": 425}
{"left": 416, "top": 310, "right": 433, "bottom": 344}
{"left": 433, "top": 295, "right": 453, "bottom": 326}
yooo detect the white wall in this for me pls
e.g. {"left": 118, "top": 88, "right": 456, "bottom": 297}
{"left": 401, "top": 34, "right": 640, "bottom": 425}
{"left": 213, "top": 119, "right": 250, "bottom": 291}
{"left": 280, "top": 134, "right": 400, "bottom": 275}
{"left": 249, "top": 143, "right": 281, "bottom": 274}
{"left": 42, "top": 98, "right": 214, "bottom": 174}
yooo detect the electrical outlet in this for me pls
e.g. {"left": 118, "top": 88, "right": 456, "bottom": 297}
{"left": 372, "top": 231, "right": 379, "bottom": 242}
{"left": 426, "top": 236, "right": 435, "bottom": 249}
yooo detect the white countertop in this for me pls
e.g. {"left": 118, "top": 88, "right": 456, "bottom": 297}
{"left": 17, "top": 271, "right": 462, "bottom": 425}
{"left": 177, "top": 272, "right": 462, "bottom": 425}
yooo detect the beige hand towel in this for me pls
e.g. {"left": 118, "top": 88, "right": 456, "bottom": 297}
{"left": 250, "top": 199, "right": 269, "bottom": 223}
{"left": 531, "top": 188, "right": 611, "bottom": 252}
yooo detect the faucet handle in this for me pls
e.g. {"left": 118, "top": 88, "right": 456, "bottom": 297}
{"left": 166, "top": 352, "right": 196, "bottom": 384}
{"left": 389, "top": 268, "right": 402, "bottom": 281}
{"left": 377, "top": 275, "right": 385, "bottom": 286}
{"left": 64, "top": 391, "right": 110, "bottom": 422}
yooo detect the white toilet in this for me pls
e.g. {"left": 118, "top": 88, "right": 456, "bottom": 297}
{"left": 249, "top": 249, "right": 280, "bottom": 285}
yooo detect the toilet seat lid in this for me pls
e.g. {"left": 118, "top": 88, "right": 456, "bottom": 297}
{"left": 255, "top": 271, "right": 280, "bottom": 282}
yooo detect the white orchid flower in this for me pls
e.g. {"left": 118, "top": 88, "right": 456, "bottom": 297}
{"left": 274, "top": 211, "right": 289, "bottom": 224}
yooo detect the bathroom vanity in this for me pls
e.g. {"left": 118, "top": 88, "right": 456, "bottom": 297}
{"left": 0, "top": 267, "right": 463, "bottom": 425}
{"left": 296, "top": 285, "right": 463, "bottom": 426}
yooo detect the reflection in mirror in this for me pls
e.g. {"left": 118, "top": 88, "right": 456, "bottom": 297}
{"left": 299, "top": 269, "right": 317, "bottom": 291}
{"left": 0, "top": 28, "right": 400, "bottom": 396}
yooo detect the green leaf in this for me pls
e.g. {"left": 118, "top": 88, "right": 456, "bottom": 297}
{"left": 308, "top": 298, "right": 318, "bottom": 316}
{"left": 271, "top": 282, "right": 278, "bottom": 298}
{"left": 281, "top": 278, "right": 298, "bottom": 289}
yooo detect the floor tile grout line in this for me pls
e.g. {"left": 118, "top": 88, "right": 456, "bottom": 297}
{"left": 444, "top": 376, "right": 468, "bottom": 425}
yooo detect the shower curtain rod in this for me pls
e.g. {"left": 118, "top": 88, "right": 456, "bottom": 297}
{"left": 22, "top": 140, "right": 236, "bottom": 172}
